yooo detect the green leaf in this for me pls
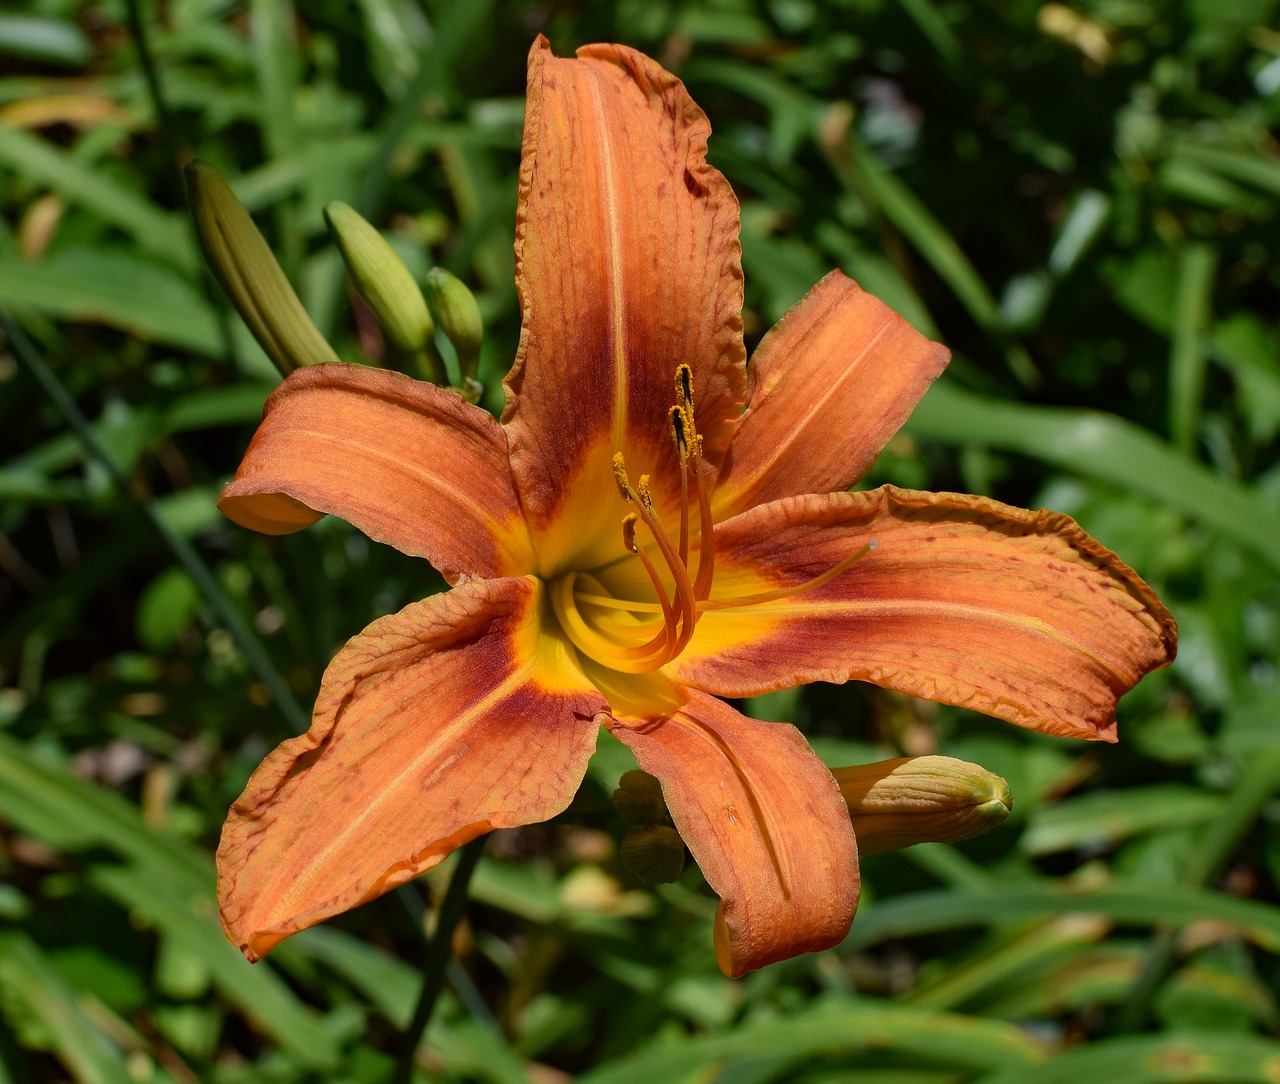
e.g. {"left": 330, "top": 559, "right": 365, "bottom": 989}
{"left": 1167, "top": 244, "right": 1217, "bottom": 453}
{"left": 976, "top": 1032, "right": 1280, "bottom": 1084}
{"left": 0, "top": 735, "right": 339, "bottom": 1069}
{"left": 0, "top": 127, "right": 193, "bottom": 270}
{"left": 136, "top": 567, "right": 202, "bottom": 650}
{"left": 844, "top": 881, "right": 1280, "bottom": 952}
{"left": 1023, "top": 786, "right": 1225, "bottom": 856}
{"left": 846, "top": 140, "right": 1000, "bottom": 332}
{"left": 0, "top": 933, "right": 137, "bottom": 1084}
{"left": 0, "top": 249, "right": 220, "bottom": 353}
{"left": 0, "top": 14, "right": 91, "bottom": 66}
{"left": 579, "top": 1000, "right": 1046, "bottom": 1084}
{"left": 905, "top": 380, "right": 1280, "bottom": 572}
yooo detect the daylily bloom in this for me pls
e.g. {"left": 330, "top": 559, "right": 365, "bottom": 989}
{"left": 213, "top": 38, "right": 1177, "bottom": 977}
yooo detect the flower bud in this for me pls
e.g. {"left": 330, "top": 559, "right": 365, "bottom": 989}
{"left": 424, "top": 267, "right": 483, "bottom": 382}
{"left": 833, "top": 755, "right": 1013, "bottom": 854}
{"left": 185, "top": 161, "right": 340, "bottom": 376}
{"left": 323, "top": 201, "right": 444, "bottom": 384}
{"left": 620, "top": 825, "right": 685, "bottom": 884}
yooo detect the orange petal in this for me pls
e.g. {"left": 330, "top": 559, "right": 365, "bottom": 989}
{"left": 217, "top": 576, "right": 604, "bottom": 960}
{"left": 677, "top": 486, "right": 1177, "bottom": 741}
{"left": 609, "top": 690, "right": 858, "bottom": 977}
{"left": 502, "top": 37, "right": 746, "bottom": 575}
{"left": 713, "top": 272, "right": 950, "bottom": 520}
{"left": 218, "top": 364, "right": 534, "bottom": 581}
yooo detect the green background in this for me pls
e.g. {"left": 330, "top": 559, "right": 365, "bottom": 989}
{"left": 1, "top": 0, "right": 1278, "bottom": 1080}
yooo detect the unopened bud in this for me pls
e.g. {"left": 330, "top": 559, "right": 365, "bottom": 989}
{"left": 621, "top": 825, "right": 685, "bottom": 884}
{"left": 833, "top": 755, "right": 1013, "bottom": 854}
{"left": 323, "top": 201, "right": 444, "bottom": 384}
{"left": 424, "top": 267, "right": 483, "bottom": 381}
{"left": 185, "top": 161, "right": 340, "bottom": 376}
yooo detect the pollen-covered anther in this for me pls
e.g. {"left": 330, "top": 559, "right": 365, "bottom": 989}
{"left": 612, "top": 452, "right": 632, "bottom": 502}
{"left": 636, "top": 475, "right": 654, "bottom": 513}
{"left": 622, "top": 513, "right": 639, "bottom": 554}
{"left": 674, "top": 363, "right": 695, "bottom": 412}
{"left": 669, "top": 405, "right": 692, "bottom": 459}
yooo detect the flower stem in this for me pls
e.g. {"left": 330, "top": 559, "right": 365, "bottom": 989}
{"left": 391, "top": 836, "right": 486, "bottom": 1084}
{"left": 0, "top": 312, "right": 308, "bottom": 735}
{"left": 121, "top": 0, "right": 242, "bottom": 370}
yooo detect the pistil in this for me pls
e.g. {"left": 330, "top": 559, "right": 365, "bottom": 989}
{"left": 552, "top": 365, "right": 876, "bottom": 674}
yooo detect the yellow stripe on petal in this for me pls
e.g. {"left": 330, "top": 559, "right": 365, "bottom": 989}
{"left": 217, "top": 576, "right": 604, "bottom": 961}
{"left": 609, "top": 691, "right": 858, "bottom": 978}
{"left": 677, "top": 486, "right": 1177, "bottom": 741}
{"left": 713, "top": 272, "right": 949, "bottom": 519}
{"left": 502, "top": 38, "right": 746, "bottom": 575}
{"left": 218, "top": 364, "right": 535, "bottom": 582}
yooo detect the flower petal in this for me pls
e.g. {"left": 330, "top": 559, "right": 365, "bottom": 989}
{"left": 713, "top": 272, "right": 950, "bottom": 519}
{"left": 609, "top": 690, "right": 858, "bottom": 978}
{"left": 218, "top": 364, "right": 534, "bottom": 581}
{"left": 676, "top": 486, "right": 1177, "bottom": 741}
{"left": 502, "top": 37, "right": 746, "bottom": 575}
{"left": 217, "top": 576, "right": 604, "bottom": 961}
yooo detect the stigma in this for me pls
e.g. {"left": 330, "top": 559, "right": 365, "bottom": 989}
{"left": 550, "top": 364, "right": 875, "bottom": 674}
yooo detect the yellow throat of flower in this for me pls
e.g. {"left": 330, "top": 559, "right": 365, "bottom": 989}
{"left": 550, "top": 365, "right": 874, "bottom": 675}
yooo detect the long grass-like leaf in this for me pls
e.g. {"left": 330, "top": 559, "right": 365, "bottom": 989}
{"left": 1, "top": 312, "right": 306, "bottom": 731}
{"left": 579, "top": 1000, "right": 1046, "bottom": 1084}
{"left": 976, "top": 1032, "right": 1280, "bottom": 1084}
{"left": 843, "top": 882, "right": 1280, "bottom": 952}
{"left": 0, "top": 934, "right": 139, "bottom": 1084}
{"left": 905, "top": 379, "right": 1280, "bottom": 572}
{"left": 0, "top": 127, "right": 193, "bottom": 271}
{"left": 0, "top": 734, "right": 339, "bottom": 1069}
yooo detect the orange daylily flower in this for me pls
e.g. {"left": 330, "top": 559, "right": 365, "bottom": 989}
{"left": 214, "top": 38, "right": 1177, "bottom": 977}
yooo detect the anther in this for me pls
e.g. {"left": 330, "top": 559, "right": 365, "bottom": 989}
{"left": 636, "top": 475, "right": 654, "bottom": 512}
{"left": 612, "top": 453, "right": 632, "bottom": 502}
{"left": 675, "top": 364, "right": 695, "bottom": 412}
{"left": 622, "top": 513, "right": 639, "bottom": 554}
{"left": 669, "top": 405, "right": 691, "bottom": 459}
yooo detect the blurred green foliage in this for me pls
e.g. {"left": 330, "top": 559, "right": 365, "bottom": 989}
{"left": 1, "top": 0, "right": 1278, "bottom": 1080}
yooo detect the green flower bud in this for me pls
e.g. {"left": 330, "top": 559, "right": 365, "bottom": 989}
{"left": 424, "top": 267, "right": 483, "bottom": 382}
{"left": 185, "top": 161, "right": 340, "bottom": 376}
{"left": 621, "top": 825, "right": 685, "bottom": 884}
{"left": 323, "top": 201, "right": 444, "bottom": 384}
{"left": 833, "top": 755, "right": 1013, "bottom": 855}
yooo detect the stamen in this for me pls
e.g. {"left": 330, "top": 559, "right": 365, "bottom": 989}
{"left": 621, "top": 513, "right": 639, "bottom": 554}
{"left": 675, "top": 363, "right": 694, "bottom": 412}
{"left": 670, "top": 406, "right": 692, "bottom": 564}
{"left": 628, "top": 484, "right": 698, "bottom": 659}
{"left": 631, "top": 544, "right": 677, "bottom": 654}
{"left": 613, "top": 453, "right": 632, "bottom": 502}
{"left": 636, "top": 474, "right": 654, "bottom": 513}
{"left": 574, "top": 591, "right": 664, "bottom": 613}
{"left": 700, "top": 540, "right": 878, "bottom": 611}
{"left": 690, "top": 451, "right": 715, "bottom": 599}
{"left": 554, "top": 574, "right": 669, "bottom": 664}
{"left": 669, "top": 405, "right": 690, "bottom": 459}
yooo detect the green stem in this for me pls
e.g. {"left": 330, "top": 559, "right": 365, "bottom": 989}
{"left": 1117, "top": 747, "right": 1280, "bottom": 1030}
{"left": 1, "top": 312, "right": 308, "bottom": 735}
{"left": 121, "top": 0, "right": 242, "bottom": 370}
{"left": 391, "top": 837, "right": 486, "bottom": 1084}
